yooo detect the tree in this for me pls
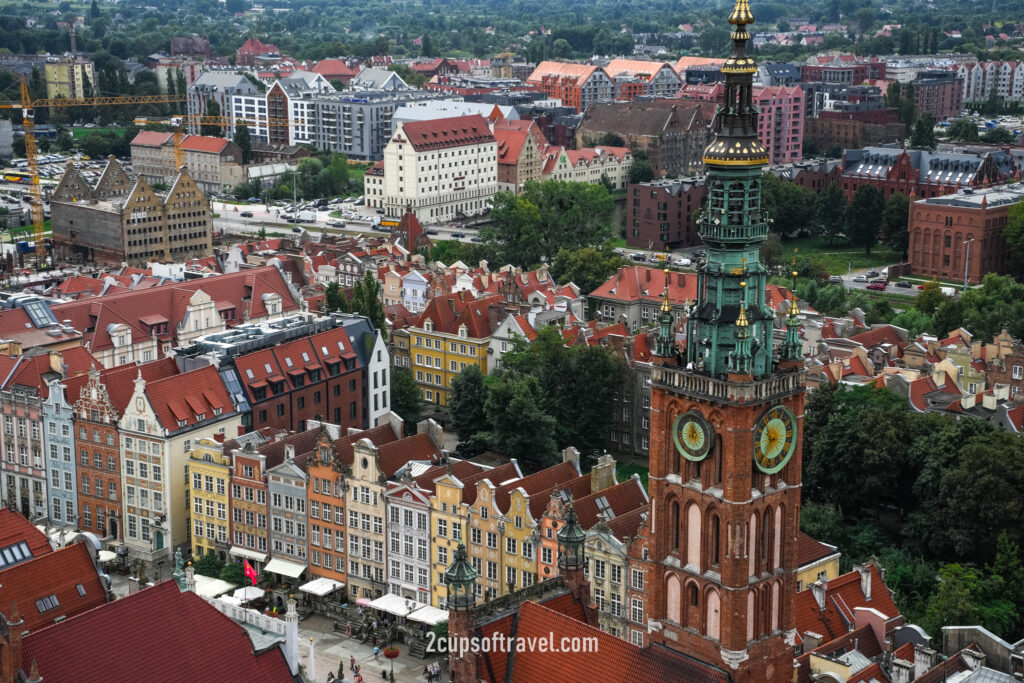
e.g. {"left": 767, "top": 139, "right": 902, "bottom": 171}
{"left": 981, "top": 127, "right": 1018, "bottom": 144}
{"left": 485, "top": 180, "right": 613, "bottom": 266}
{"left": 449, "top": 365, "right": 488, "bottom": 444}
{"left": 595, "top": 132, "right": 625, "bottom": 147}
{"left": 947, "top": 118, "right": 980, "bottom": 142}
{"left": 220, "top": 561, "right": 247, "bottom": 585}
{"left": 420, "top": 34, "right": 435, "bottom": 58}
{"left": 883, "top": 192, "right": 911, "bottom": 259}
{"left": 1005, "top": 199, "right": 1024, "bottom": 278}
{"left": 90, "top": 0, "right": 100, "bottom": 18}
{"left": 54, "top": 127, "right": 73, "bottom": 152}
{"left": 891, "top": 308, "right": 934, "bottom": 336}
{"left": 324, "top": 281, "right": 348, "bottom": 313}
{"left": 390, "top": 368, "right": 423, "bottom": 433}
{"left": 910, "top": 112, "right": 937, "bottom": 150}
{"left": 201, "top": 98, "right": 222, "bottom": 137}
{"left": 847, "top": 184, "right": 885, "bottom": 255}
{"left": 628, "top": 160, "right": 655, "bottom": 184}
{"left": 552, "top": 39, "right": 572, "bottom": 59}
{"left": 233, "top": 123, "right": 253, "bottom": 164}
{"left": 815, "top": 182, "right": 848, "bottom": 244}
{"left": 349, "top": 272, "right": 386, "bottom": 337}
{"left": 480, "top": 372, "right": 558, "bottom": 471}
{"left": 549, "top": 245, "right": 624, "bottom": 296}
{"left": 762, "top": 173, "right": 817, "bottom": 237}
{"left": 193, "top": 550, "right": 224, "bottom": 578}
{"left": 914, "top": 280, "right": 948, "bottom": 316}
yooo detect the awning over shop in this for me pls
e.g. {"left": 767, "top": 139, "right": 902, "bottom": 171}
{"left": 194, "top": 574, "right": 238, "bottom": 598}
{"left": 264, "top": 557, "right": 306, "bottom": 579}
{"left": 233, "top": 586, "right": 265, "bottom": 602}
{"left": 229, "top": 547, "right": 267, "bottom": 563}
{"left": 367, "top": 592, "right": 417, "bottom": 618}
{"left": 98, "top": 550, "right": 117, "bottom": 563}
{"left": 299, "top": 577, "right": 345, "bottom": 597}
{"left": 407, "top": 604, "right": 447, "bottom": 626}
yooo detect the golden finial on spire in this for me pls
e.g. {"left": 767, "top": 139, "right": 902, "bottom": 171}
{"left": 736, "top": 305, "right": 750, "bottom": 327}
{"left": 788, "top": 298, "right": 800, "bottom": 317}
{"left": 729, "top": 0, "right": 754, "bottom": 26}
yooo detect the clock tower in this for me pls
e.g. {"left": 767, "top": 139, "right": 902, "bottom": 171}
{"left": 629, "top": 1, "right": 804, "bottom": 681}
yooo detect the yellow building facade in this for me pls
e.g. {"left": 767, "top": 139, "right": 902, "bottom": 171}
{"left": 428, "top": 473, "right": 469, "bottom": 607}
{"left": 409, "top": 292, "right": 502, "bottom": 406}
{"left": 45, "top": 58, "right": 95, "bottom": 100}
{"left": 796, "top": 533, "right": 842, "bottom": 591}
{"left": 186, "top": 438, "right": 233, "bottom": 562}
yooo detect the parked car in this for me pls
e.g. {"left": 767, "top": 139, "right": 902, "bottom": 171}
{"left": 694, "top": 248, "right": 707, "bottom": 257}
{"left": 829, "top": 275, "right": 843, "bottom": 284}
{"left": 470, "top": 236, "right": 483, "bottom": 242}
{"left": 894, "top": 281, "right": 913, "bottom": 288}
{"left": 853, "top": 275, "right": 868, "bottom": 283}
{"left": 292, "top": 226, "right": 302, "bottom": 233}
{"left": 425, "top": 229, "right": 439, "bottom": 235}
{"left": 451, "top": 231, "right": 466, "bottom": 238}
{"left": 866, "top": 270, "right": 880, "bottom": 278}
{"left": 281, "top": 214, "right": 295, "bottom": 221}
{"left": 866, "top": 283, "right": 886, "bottom": 291}
{"left": 375, "top": 209, "right": 385, "bottom": 214}
{"left": 629, "top": 253, "right": 646, "bottom": 262}
{"left": 247, "top": 197, "right": 260, "bottom": 203}
{"left": 239, "top": 211, "right": 253, "bottom": 218}
{"left": 673, "top": 258, "right": 692, "bottom": 267}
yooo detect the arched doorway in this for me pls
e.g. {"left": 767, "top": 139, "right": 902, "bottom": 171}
{"left": 154, "top": 532, "right": 164, "bottom": 550}
{"left": 108, "top": 518, "right": 118, "bottom": 540}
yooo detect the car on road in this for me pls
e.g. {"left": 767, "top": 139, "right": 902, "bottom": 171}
{"left": 291, "top": 226, "right": 302, "bottom": 233}
{"left": 247, "top": 197, "right": 260, "bottom": 203}
{"left": 829, "top": 275, "right": 843, "bottom": 284}
{"left": 451, "top": 231, "right": 466, "bottom": 238}
{"left": 853, "top": 275, "right": 868, "bottom": 283}
{"left": 866, "top": 283, "right": 886, "bottom": 291}
{"left": 375, "top": 209, "right": 385, "bottom": 214}
{"left": 894, "top": 281, "right": 913, "bottom": 288}
{"left": 425, "top": 229, "right": 439, "bottom": 235}
{"left": 673, "top": 258, "right": 692, "bottom": 267}
{"left": 327, "top": 220, "right": 346, "bottom": 228}
{"left": 629, "top": 253, "right": 646, "bottom": 262}
{"left": 281, "top": 214, "right": 295, "bottom": 221}
{"left": 866, "top": 270, "right": 880, "bottom": 278}
{"left": 239, "top": 211, "right": 253, "bottom": 218}
{"left": 470, "top": 236, "right": 483, "bottom": 242}
{"left": 694, "top": 249, "right": 706, "bottom": 257}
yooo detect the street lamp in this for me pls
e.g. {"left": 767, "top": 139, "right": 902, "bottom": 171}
{"left": 963, "top": 238, "right": 974, "bottom": 292}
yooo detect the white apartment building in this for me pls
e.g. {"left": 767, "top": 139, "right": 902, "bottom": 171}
{"left": 381, "top": 114, "right": 497, "bottom": 224}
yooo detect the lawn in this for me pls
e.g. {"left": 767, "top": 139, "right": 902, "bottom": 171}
{"left": 71, "top": 126, "right": 122, "bottom": 140}
{"left": 616, "top": 462, "right": 649, "bottom": 491}
{"left": 779, "top": 237, "right": 901, "bottom": 276}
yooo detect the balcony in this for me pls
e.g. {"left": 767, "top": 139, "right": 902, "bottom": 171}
{"left": 651, "top": 365, "right": 805, "bottom": 405}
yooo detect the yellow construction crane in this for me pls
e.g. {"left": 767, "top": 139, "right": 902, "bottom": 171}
{"left": 0, "top": 78, "right": 184, "bottom": 266}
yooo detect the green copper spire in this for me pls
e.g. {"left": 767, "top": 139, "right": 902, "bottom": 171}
{"left": 655, "top": 270, "right": 675, "bottom": 358}
{"left": 782, "top": 297, "right": 802, "bottom": 361}
{"left": 686, "top": 0, "right": 775, "bottom": 378}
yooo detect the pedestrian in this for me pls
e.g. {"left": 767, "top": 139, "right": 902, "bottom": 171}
{"left": 372, "top": 635, "right": 377, "bottom": 647}
{"left": 381, "top": 669, "right": 387, "bottom": 680}
{"left": 373, "top": 645, "right": 379, "bottom": 661}
{"left": 351, "top": 655, "right": 356, "bottom": 673}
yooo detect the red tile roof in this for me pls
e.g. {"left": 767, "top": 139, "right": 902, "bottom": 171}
{"left": 21, "top": 580, "right": 293, "bottom": 682}
{"left": 398, "top": 114, "right": 496, "bottom": 152}
{"left": 796, "top": 531, "right": 838, "bottom": 567}
{"left": 493, "top": 460, "right": 582, "bottom": 516}
{"left": 795, "top": 625, "right": 885, "bottom": 683}
{"left": 604, "top": 59, "right": 674, "bottom": 82}
{"left": 375, "top": 432, "right": 442, "bottom": 477}
{"left": 605, "top": 505, "right": 647, "bottom": 541}
{"left": 490, "top": 599, "right": 729, "bottom": 683}
{"left": 0, "top": 509, "right": 52, "bottom": 560}
{"left": 527, "top": 61, "right": 606, "bottom": 86}
{"left": 849, "top": 325, "right": 905, "bottom": 349}
{"left": 144, "top": 365, "right": 233, "bottom": 432}
{"left": 495, "top": 127, "right": 532, "bottom": 164}
{"left": 589, "top": 266, "right": 697, "bottom": 305}
{"left": 52, "top": 266, "right": 300, "bottom": 354}
{"left": 0, "top": 542, "right": 106, "bottom": 632}
{"left": 3, "top": 346, "right": 97, "bottom": 398}
{"left": 794, "top": 565, "right": 901, "bottom": 644}
{"left": 329, "top": 423, "right": 401, "bottom": 470}
{"left": 64, "top": 358, "right": 180, "bottom": 414}
{"left": 130, "top": 131, "right": 172, "bottom": 147}
{"left": 454, "top": 461, "right": 523, "bottom": 504}
{"left": 569, "top": 477, "right": 648, "bottom": 529}
{"left": 915, "top": 652, "right": 972, "bottom": 683}
{"left": 511, "top": 315, "right": 538, "bottom": 341}
{"left": 313, "top": 58, "right": 358, "bottom": 79}
{"left": 181, "top": 135, "right": 229, "bottom": 153}
{"left": 411, "top": 459, "right": 491, "bottom": 493}
{"left": 415, "top": 291, "right": 505, "bottom": 339}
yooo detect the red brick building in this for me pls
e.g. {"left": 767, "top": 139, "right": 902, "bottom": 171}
{"left": 626, "top": 178, "right": 707, "bottom": 250}
{"left": 840, "top": 146, "right": 1016, "bottom": 200}
{"left": 233, "top": 327, "right": 365, "bottom": 433}
{"left": 910, "top": 71, "right": 964, "bottom": 122}
{"left": 526, "top": 62, "right": 615, "bottom": 113}
{"left": 235, "top": 37, "right": 283, "bottom": 67}
{"left": 800, "top": 59, "right": 887, "bottom": 83}
{"left": 67, "top": 360, "right": 178, "bottom": 542}
{"left": 909, "top": 184, "right": 1021, "bottom": 284}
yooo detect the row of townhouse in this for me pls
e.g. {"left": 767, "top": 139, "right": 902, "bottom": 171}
{"left": 182, "top": 416, "right": 649, "bottom": 608}
{"left": 0, "top": 311, "right": 386, "bottom": 577}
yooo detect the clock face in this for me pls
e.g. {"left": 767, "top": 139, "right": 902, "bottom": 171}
{"left": 753, "top": 405, "right": 796, "bottom": 474}
{"left": 673, "top": 411, "right": 714, "bottom": 462}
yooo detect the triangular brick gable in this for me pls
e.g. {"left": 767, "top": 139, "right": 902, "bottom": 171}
{"left": 52, "top": 162, "right": 95, "bottom": 203}
{"left": 94, "top": 157, "right": 135, "bottom": 200}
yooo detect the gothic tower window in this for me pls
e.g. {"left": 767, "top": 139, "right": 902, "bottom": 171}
{"left": 670, "top": 500, "right": 680, "bottom": 552}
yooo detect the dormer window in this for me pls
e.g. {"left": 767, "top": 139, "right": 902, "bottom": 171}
{"left": 424, "top": 320, "right": 433, "bottom": 332}
{"left": 459, "top": 326, "right": 467, "bottom": 339}
{"left": 213, "top": 408, "right": 222, "bottom": 416}
{"left": 195, "top": 413, "right": 205, "bottom": 421}
{"left": 178, "top": 419, "right": 187, "bottom": 428}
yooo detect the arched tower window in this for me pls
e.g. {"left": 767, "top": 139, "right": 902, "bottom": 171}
{"left": 670, "top": 500, "right": 680, "bottom": 552}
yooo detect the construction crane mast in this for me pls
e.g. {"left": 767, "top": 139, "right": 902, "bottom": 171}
{"left": 0, "top": 79, "right": 184, "bottom": 267}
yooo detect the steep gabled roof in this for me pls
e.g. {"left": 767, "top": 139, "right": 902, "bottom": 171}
{"left": 181, "top": 135, "right": 229, "bottom": 154}
{"left": 398, "top": 114, "right": 495, "bottom": 152}
{"left": 589, "top": 266, "right": 697, "bottom": 305}
{"left": 527, "top": 61, "right": 605, "bottom": 86}
{"left": 375, "top": 432, "right": 442, "bottom": 477}
{"left": 492, "top": 460, "right": 581, "bottom": 516}
{"left": 797, "top": 531, "right": 838, "bottom": 567}
{"left": 0, "top": 542, "right": 106, "bottom": 632}
{"left": 0, "top": 509, "right": 52, "bottom": 562}
{"left": 794, "top": 565, "right": 902, "bottom": 644}
{"left": 20, "top": 580, "right": 293, "bottom": 682}
{"left": 415, "top": 291, "right": 505, "bottom": 339}
{"left": 568, "top": 477, "right": 648, "bottom": 529}
{"left": 144, "top": 365, "right": 233, "bottom": 432}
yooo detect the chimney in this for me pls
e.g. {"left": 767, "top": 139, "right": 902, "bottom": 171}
{"left": 590, "top": 452, "right": 617, "bottom": 493}
{"left": 810, "top": 578, "right": 827, "bottom": 609}
{"left": 802, "top": 631, "right": 823, "bottom": 651}
{"left": 488, "top": 304, "right": 498, "bottom": 332}
{"left": 561, "top": 446, "right": 580, "bottom": 468}
{"left": 853, "top": 606, "right": 886, "bottom": 645}
{"left": 284, "top": 444, "right": 295, "bottom": 461}
{"left": 855, "top": 564, "right": 872, "bottom": 600}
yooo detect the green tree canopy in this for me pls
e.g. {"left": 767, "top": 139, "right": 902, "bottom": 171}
{"left": 233, "top": 123, "right": 253, "bottom": 165}
{"left": 349, "top": 272, "right": 386, "bottom": 338}
{"left": 549, "top": 245, "right": 624, "bottom": 296}
{"left": 480, "top": 372, "right": 559, "bottom": 470}
{"left": 847, "top": 184, "right": 885, "bottom": 255}
{"left": 910, "top": 112, "right": 937, "bottom": 150}
{"left": 449, "top": 365, "right": 488, "bottom": 444}
{"left": 389, "top": 368, "right": 423, "bottom": 434}
{"left": 947, "top": 118, "right": 980, "bottom": 142}
{"left": 193, "top": 550, "right": 225, "bottom": 578}
{"left": 882, "top": 192, "right": 911, "bottom": 260}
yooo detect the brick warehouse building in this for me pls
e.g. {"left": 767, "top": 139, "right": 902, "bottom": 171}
{"left": 627, "top": 178, "right": 708, "bottom": 250}
{"left": 909, "top": 184, "right": 1022, "bottom": 284}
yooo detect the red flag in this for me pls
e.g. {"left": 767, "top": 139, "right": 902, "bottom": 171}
{"left": 244, "top": 559, "right": 257, "bottom": 586}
